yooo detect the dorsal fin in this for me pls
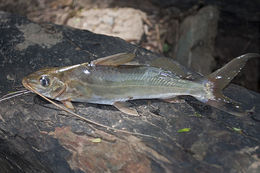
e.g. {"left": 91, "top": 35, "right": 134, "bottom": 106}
{"left": 91, "top": 53, "right": 135, "bottom": 66}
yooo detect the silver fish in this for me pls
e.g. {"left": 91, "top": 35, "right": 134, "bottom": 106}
{"left": 22, "top": 53, "right": 260, "bottom": 116}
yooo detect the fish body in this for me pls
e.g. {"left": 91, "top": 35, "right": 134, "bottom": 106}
{"left": 22, "top": 53, "right": 259, "bottom": 116}
{"left": 48, "top": 65, "right": 210, "bottom": 104}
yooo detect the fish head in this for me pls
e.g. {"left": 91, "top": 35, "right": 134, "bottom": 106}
{"left": 22, "top": 67, "right": 66, "bottom": 100}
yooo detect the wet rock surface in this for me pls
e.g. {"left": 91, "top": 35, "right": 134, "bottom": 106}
{"left": 0, "top": 12, "right": 260, "bottom": 173}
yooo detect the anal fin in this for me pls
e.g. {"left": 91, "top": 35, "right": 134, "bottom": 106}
{"left": 113, "top": 101, "right": 139, "bottom": 116}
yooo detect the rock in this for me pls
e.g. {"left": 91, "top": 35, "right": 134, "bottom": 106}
{"left": 150, "top": 0, "right": 198, "bottom": 10}
{"left": 164, "top": 1, "right": 260, "bottom": 91}
{"left": 67, "top": 8, "right": 147, "bottom": 42}
{"left": 211, "top": 0, "right": 260, "bottom": 92}
{"left": 205, "top": 0, "right": 260, "bottom": 22}
{"left": 0, "top": 12, "right": 260, "bottom": 173}
{"left": 174, "top": 6, "right": 219, "bottom": 75}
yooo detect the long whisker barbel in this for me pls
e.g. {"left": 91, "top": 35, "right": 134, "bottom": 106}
{"left": 1, "top": 89, "right": 29, "bottom": 97}
{"left": 23, "top": 83, "right": 161, "bottom": 139}
{"left": 0, "top": 90, "right": 32, "bottom": 102}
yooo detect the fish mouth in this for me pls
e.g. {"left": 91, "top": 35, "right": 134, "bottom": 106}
{"left": 22, "top": 77, "right": 31, "bottom": 91}
{"left": 22, "top": 77, "right": 37, "bottom": 94}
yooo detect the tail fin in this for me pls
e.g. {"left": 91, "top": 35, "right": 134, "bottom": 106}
{"left": 205, "top": 53, "right": 260, "bottom": 116}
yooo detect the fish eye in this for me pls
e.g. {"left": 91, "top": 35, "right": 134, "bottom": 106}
{"left": 39, "top": 76, "right": 50, "bottom": 87}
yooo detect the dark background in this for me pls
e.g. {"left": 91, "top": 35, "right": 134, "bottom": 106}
{"left": 0, "top": 0, "right": 259, "bottom": 92}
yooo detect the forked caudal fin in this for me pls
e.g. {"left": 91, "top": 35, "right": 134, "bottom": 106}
{"left": 203, "top": 53, "right": 260, "bottom": 116}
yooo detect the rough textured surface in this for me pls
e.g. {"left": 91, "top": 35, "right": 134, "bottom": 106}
{"left": 67, "top": 8, "right": 147, "bottom": 41}
{"left": 174, "top": 6, "right": 219, "bottom": 75}
{"left": 0, "top": 12, "right": 260, "bottom": 173}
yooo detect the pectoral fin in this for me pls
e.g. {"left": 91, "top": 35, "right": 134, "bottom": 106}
{"left": 91, "top": 53, "right": 135, "bottom": 66}
{"left": 113, "top": 101, "right": 139, "bottom": 116}
{"left": 61, "top": 100, "right": 75, "bottom": 110}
